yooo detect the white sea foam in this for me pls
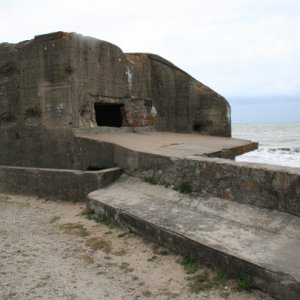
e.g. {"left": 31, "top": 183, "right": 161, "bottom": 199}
{"left": 232, "top": 123, "right": 300, "bottom": 168}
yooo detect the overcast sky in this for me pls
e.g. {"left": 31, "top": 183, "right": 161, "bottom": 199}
{"left": 1, "top": 0, "right": 299, "bottom": 123}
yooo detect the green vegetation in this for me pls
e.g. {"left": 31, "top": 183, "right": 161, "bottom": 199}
{"left": 117, "top": 232, "right": 129, "bottom": 238}
{"left": 147, "top": 255, "right": 158, "bottom": 262}
{"left": 113, "top": 249, "right": 127, "bottom": 256}
{"left": 82, "top": 207, "right": 115, "bottom": 228}
{"left": 152, "top": 245, "right": 169, "bottom": 256}
{"left": 238, "top": 276, "right": 253, "bottom": 291}
{"left": 181, "top": 256, "right": 198, "bottom": 274}
{"left": 142, "top": 290, "right": 152, "bottom": 297}
{"left": 180, "top": 256, "right": 230, "bottom": 294}
{"left": 143, "top": 176, "right": 158, "bottom": 185}
{"left": 188, "top": 272, "right": 228, "bottom": 293}
{"left": 81, "top": 207, "right": 94, "bottom": 219}
{"left": 59, "top": 223, "right": 89, "bottom": 237}
{"left": 119, "top": 262, "right": 134, "bottom": 273}
{"left": 188, "top": 272, "right": 210, "bottom": 292}
{"left": 211, "top": 272, "right": 228, "bottom": 288}
{"left": 85, "top": 237, "right": 112, "bottom": 253}
{"left": 174, "top": 181, "right": 192, "bottom": 193}
{"left": 74, "top": 254, "right": 94, "bottom": 264}
{"left": 158, "top": 248, "right": 169, "bottom": 255}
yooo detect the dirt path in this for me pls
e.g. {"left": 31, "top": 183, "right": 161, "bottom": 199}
{"left": 0, "top": 193, "right": 272, "bottom": 300}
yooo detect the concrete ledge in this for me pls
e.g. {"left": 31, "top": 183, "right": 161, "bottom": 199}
{"left": 74, "top": 134, "right": 299, "bottom": 216}
{"left": 112, "top": 146, "right": 300, "bottom": 216}
{"left": 205, "top": 142, "right": 259, "bottom": 159}
{"left": 88, "top": 175, "right": 300, "bottom": 300}
{"left": 75, "top": 131, "right": 258, "bottom": 159}
{"left": 0, "top": 165, "right": 122, "bottom": 201}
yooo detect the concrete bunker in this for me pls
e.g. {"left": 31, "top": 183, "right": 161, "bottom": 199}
{"left": 0, "top": 31, "right": 237, "bottom": 170}
{"left": 94, "top": 103, "right": 124, "bottom": 127}
{"left": 1, "top": 32, "right": 299, "bottom": 300}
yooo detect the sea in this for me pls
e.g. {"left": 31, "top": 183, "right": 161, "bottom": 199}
{"left": 232, "top": 123, "right": 300, "bottom": 169}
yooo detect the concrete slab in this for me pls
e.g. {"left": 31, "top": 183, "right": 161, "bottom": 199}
{"left": 88, "top": 175, "right": 300, "bottom": 300}
{"left": 74, "top": 129, "right": 258, "bottom": 159}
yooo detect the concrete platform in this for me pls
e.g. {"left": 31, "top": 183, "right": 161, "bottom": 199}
{"left": 88, "top": 175, "right": 300, "bottom": 300}
{"left": 74, "top": 129, "right": 258, "bottom": 159}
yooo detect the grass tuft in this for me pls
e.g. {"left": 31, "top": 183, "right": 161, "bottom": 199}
{"left": 152, "top": 245, "right": 169, "bottom": 256}
{"left": 59, "top": 223, "right": 89, "bottom": 237}
{"left": 174, "top": 181, "right": 192, "bottom": 193}
{"left": 113, "top": 249, "right": 127, "bottom": 256}
{"left": 181, "top": 256, "right": 198, "bottom": 274}
{"left": 81, "top": 207, "right": 94, "bottom": 219}
{"left": 143, "top": 176, "right": 158, "bottom": 185}
{"left": 142, "top": 290, "right": 152, "bottom": 297}
{"left": 82, "top": 207, "right": 116, "bottom": 229}
{"left": 119, "top": 262, "right": 134, "bottom": 273}
{"left": 238, "top": 276, "right": 253, "bottom": 291}
{"left": 211, "top": 272, "right": 228, "bottom": 288}
{"left": 158, "top": 248, "right": 169, "bottom": 256}
{"left": 85, "top": 237, "right": 112, "bottom": 253}
{"left": 188, "top": 272, "right": 210, "bottom": 293}
{"left": 74, "top": 254, "right": 94, "bottom": 264}
{"left": 188, "top": 271, "right": 228, "bottom": 293}
{"left": 117, "top": 232, "right": 129, "bottom": 238}
{"left": 147, "top": 255, "right": 158, "bottom": 262}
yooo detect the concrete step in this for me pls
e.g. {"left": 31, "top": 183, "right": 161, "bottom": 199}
{"left": 0, "top": 166, "right": 122, "bottom": 201}
{"left": 88, "top": 175, "right": 300, "bottom": 300}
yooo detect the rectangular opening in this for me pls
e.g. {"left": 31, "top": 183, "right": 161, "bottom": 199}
{"left": 94, "top": 103, "right": 124, "bottom": 127}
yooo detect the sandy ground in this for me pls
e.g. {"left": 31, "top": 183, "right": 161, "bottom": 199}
{"left": 0, "top": 193, "right": 273, "bottom": 300}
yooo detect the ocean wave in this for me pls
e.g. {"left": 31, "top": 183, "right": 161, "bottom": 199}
{"left": 236, "top": 149, "right": 300, "bottom": 168}
{"left": 258, "top": 147, "right": 300, "bottom": 154}
{"left": 233, "top": 123, "right": 300, "bottom": 168}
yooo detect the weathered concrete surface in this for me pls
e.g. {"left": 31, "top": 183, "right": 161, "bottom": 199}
{"left": 126, "top": 53, "right": 231, "bottom": 135}
{"left": 0, "top": 31, "right": 231, "bottom": 169}
{"left": 75, "top": 129, "right": 258, "bottom": 159}
{"left": 127, "top": 154, "right": 300, "bottom": 217}
{"left": 74, "top": 130, "right": 299, "bottom": 216}
{"left": 0, "top": 166, "right": 122, "bottom": 201}
{"left": 88, "top": 175, "right": 300, "bottom": 300}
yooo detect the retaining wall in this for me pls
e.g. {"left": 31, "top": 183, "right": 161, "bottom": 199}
{"left": 112, "top": 145, "right": 300, "bottom": 216}
{"left": 1, "top": 138, "right": 299, "bottom": 214}
{"left": 0, "top": 166, "right": 122, "bottom": 201}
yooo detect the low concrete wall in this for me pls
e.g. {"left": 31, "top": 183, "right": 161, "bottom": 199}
{"left": 112, "top": 145, "right": 300, "bottom": 216}
{"left": 2, "top": 137, "right": 299, "bottom": 214}
{"left": 74, "top": 136, "right": 116, "bottom": 171}
{"left": 0, "top": 166, "right": 122, "bottom": 201}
